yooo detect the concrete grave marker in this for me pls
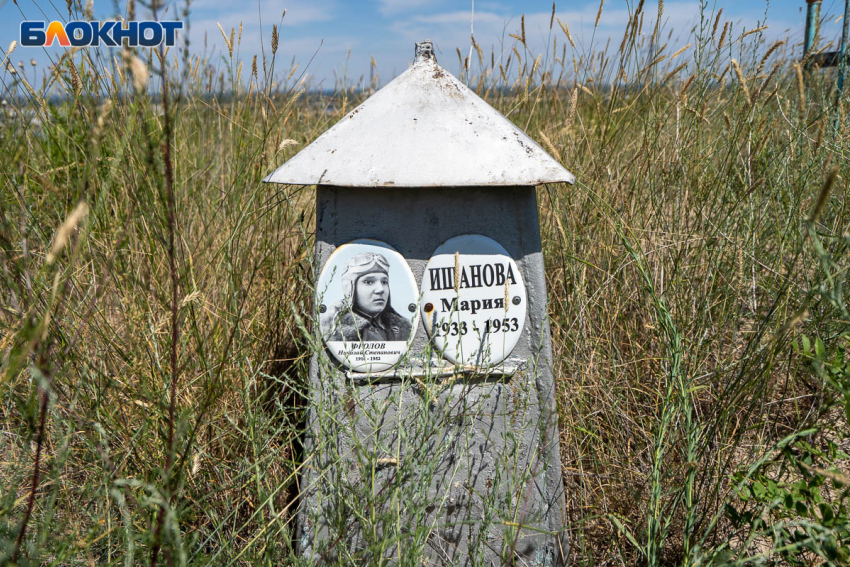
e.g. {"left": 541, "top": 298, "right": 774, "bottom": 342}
{"left": 264, "top": 40, "right": 575, "bottom": 565}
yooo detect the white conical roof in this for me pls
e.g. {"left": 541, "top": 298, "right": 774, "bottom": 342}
{"left": 264, "top": 42, "right": 575, "bottom": 188}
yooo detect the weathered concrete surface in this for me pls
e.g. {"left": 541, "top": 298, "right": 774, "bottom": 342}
{"left": 297, "top": 186, "right": 568, "bottom": 566}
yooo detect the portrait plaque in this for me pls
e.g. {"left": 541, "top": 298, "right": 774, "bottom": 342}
{"left": 421, "top": 234, "right": 527, "bottom": 366}
{"left": 317, "top": 239, "right": 419, "bottom": 372}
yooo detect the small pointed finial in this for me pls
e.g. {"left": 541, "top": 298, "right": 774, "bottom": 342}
{"left": 415, "top": 40, "right": 434, "bottom": 62}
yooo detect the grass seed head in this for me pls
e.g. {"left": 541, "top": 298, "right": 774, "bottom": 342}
{"left": 680, "top": 73, "right": 696, "bottom": 101}
{"left": 718, "top": 21, "right": 729, "bottom": 49}
{"left": 69, "top": 60, "right": 82, "bottom": 96}
{"left": 128, "top": 53, "right": 149, "bottom": 90}
{"left": 712, "top": 8, "right": 723, "bottom": 38}
{"left": 539, "top": 130, "right": 559, "bottom": 158}
{"left": 557, "top": 18, "right": 575, "bottom": 49}
{"left": 757, "top": 40, "right": 784, "bottom": 74}
{"left": 809, "top": 168, "right": 838, "bottom": 224}
{"left": 1, "top": 41, "right": 17, "bottom": 71}
{"left": 731, "top": 59, "right": 751, "bottom": 106}
{"left": 619, "top": 26, "right": 630, "bottom": 53}
{"left": 741, "top": 25, "right": 768, "bottom": 39}
{"left": 217, "top": 23, "right": 232, "bottom": 57}
{"left": 794, "top": 62, "right": 805, "bottom": 115}
{"left": 93, "top": 99, "right": 112, "bottom": 141}
{"left": 521, "top": 14, "right": 526, "bottom": 46}
{"left": 671, "top": 43, "right": 691, "bottom": 60}
{"left": 47, "top": 202, "right": 89, "bottom": 265}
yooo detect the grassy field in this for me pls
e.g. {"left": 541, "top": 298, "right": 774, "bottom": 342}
{"left": 1, "top": 1, "right": 849, "bottom": 565}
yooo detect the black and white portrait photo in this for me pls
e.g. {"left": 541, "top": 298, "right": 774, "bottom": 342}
{"left": 316, "top": 240, "right": 419, "bottom": 372}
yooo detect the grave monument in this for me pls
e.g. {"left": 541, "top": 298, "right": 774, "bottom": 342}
{"left": 265, "top": 40, "right": 575, "bottom": 566}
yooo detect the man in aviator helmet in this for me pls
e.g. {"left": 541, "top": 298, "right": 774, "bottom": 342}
{"left": 321, "top": 251, "right": 412, "bottom": 342}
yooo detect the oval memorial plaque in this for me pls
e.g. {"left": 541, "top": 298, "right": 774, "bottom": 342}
{"left": 421, "top": 234, "right": 527, "bottom": 366}
{"left": 317, "top": 239, "right": 419, "bottom": 372}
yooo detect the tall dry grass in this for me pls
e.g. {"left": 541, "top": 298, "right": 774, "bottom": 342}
{"left": 1, "top": 0, "right": 849, "bottom": 565}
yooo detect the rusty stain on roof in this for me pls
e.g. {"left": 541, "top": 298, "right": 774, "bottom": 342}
{"left": 264, "top": 41, "right": 575, "bottom": 188}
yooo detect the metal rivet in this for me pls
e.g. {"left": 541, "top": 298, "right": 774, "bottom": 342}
{"left": 424, "top": 302, "right": 434, "bottom": 313}
{"left": 512, "top": 296, "right": 521, "bottom": 305}
{"left": 319, "top": 304, "right": 327, "bottom": 313}
{"left": 408, "top": 303, "right": 416, "bottom": 313}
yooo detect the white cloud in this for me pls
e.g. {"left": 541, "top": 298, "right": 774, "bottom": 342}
{"left": 390, "top": 1, "right": 799, "bottom": 56}
{"left": 9, "top": 0, "right": 812, "bottom": 88}
{"left": 413, "top": 10, "right": 504, "bottom": 25}
{"left": 187, "top": 0, "right": 335, "bottom": 28}
{"left": 374, "top": 1, "right": 804, "bottom": 84}
{"left": 186, "top": 0, "right": 339, "bottom": 56}
{"left": 378, "top": 0, "right": 435, "bottom": 16}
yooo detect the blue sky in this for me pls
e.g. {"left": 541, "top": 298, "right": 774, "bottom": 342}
{"left": 1, "top": 0, "right": 849, "bottom": 88}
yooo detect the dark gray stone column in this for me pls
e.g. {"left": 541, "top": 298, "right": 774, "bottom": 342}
{"left": 296, "top": 186, "right": 568, "bottom": 566}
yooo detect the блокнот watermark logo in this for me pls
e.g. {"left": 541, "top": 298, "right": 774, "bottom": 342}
{"left": 20, "top": 21, "right": 183, "bottom": 47}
